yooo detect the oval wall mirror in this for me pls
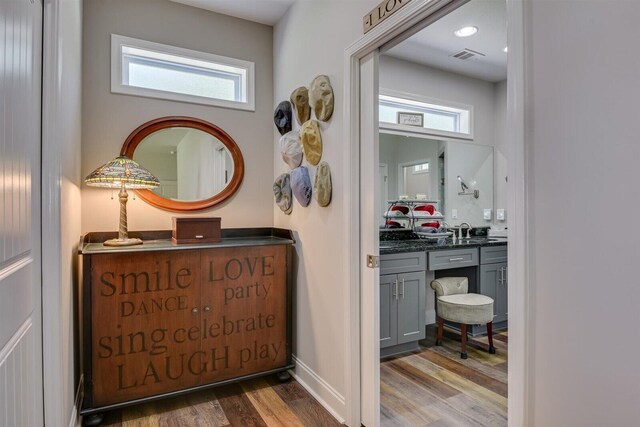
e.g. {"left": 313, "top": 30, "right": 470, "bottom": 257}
{"left": 121, "top": 116, "right": 245, "bottom": 212}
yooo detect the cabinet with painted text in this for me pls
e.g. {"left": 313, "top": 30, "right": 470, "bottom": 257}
{"left": 79, "top": 229, "right": 294, "bottom": 418}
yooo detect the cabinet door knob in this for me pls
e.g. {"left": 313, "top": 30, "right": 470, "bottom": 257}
{"left": 192, "top": 307, "right": 199, "bottom": 314}
{"left": 204, "top": 306, "right": 211, "bottom": 312}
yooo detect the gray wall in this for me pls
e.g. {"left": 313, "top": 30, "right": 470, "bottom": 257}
{"left": 526, "top": 1, "right": 640, "bottom": 424}
{"left": 493, "top": 80, "right": 508, "bottom": 225}
{"left": 82, "top": 0, "right": 274, "bottom": 233}
{"left": 380, "top": 134, "right": 440, "bottom": 202}
{"left": 379, "top": 55, "right": 507, "bottom": 224}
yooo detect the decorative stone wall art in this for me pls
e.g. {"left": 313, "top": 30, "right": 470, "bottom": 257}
{"left": 309, "top": 75, "right": 334, "bottom": 122}
{"left": 291, "top": 166, "right": 312, "bottom": 207}
{"left": 273, "top": 173, "right": 293, "bottom": 214}
{"left": 290, "top": 86, "right": 311, "bottom": 125}
{"left": 273, "top": 101, "right": 292, "bottom": 135}
{"left": 279, "top": 131, "right": 303, "bottom": 169}
{"left": 313, "top": 161, "right": 332, "bottom": 207}
{"left": 299, "top": 120, "right": 323, "bottom": 166}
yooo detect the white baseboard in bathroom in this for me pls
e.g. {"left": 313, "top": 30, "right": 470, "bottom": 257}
{"left": 290, "top": 355, "right": 346, "bottom": 424}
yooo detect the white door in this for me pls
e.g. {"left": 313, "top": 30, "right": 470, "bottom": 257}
{"left": 0, "top": 1, "right": 44, "bottom": 426}
{"left": 360, "top": 51, "right": 380, "bottom": 427}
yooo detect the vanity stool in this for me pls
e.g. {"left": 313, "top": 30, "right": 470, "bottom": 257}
{"left": 430, "top": 277, "right": 496, "bottom": 359}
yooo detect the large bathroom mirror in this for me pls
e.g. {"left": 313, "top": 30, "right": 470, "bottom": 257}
{"left": 380, "top": 132, "right": 494, "bottom": 226}
{"left": 121, "top": 116, "right": 244, "bottom": 211}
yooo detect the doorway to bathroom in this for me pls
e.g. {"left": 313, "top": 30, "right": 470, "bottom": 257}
{"left": 344, "top": 0, "right": 525, "bottom": 425}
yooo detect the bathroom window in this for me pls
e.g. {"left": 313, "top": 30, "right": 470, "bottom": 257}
{"left": 413, "top": 163, "right": 429, "bottom": 173}
{"left": 379, "top": 91, "right": 472, "bottom": 138}
{"left": 111, "top": 34, "right": 255, "bottom": 111}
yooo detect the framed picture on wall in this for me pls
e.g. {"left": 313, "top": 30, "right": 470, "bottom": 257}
{"left": 397, "top": 112, "right": 424, "bottom": 127}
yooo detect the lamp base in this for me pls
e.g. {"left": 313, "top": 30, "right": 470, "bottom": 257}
{"left": 103, "top": 237, "right": 143, "bottom": 247}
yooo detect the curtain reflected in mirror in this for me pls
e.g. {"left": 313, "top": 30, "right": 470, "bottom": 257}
{"left": 133, "top": 127, "right": 234, "bottom": 202}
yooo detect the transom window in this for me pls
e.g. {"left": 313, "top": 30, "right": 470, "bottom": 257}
{"left": 379, "top": 91, "right": 472, "bottom": 138}
{"left": 111, "top": 35, "right": 255, "bottom": 111}
{"left": 413, "top": 163, "right": 429, "bottom": 173}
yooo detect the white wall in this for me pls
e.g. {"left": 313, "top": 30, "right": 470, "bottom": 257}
{"left": 273, "top": 0, "right": 378, "bottom": 420}
{"left": 525, "top": 1, "right": 640, "bottom": 425}
{"left": 42, "top": 0, "right": 83, "bottom": 425}
{"left": 82, "top": 0, "right": 274, "bottom": 233}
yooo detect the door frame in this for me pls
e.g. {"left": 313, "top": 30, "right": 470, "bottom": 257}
{"left": 342, "top": 0, "right": 529, "bottom": 425}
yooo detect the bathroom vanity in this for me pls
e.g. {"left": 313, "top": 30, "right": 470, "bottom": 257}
{"left": 379, "top": 233, "right": 507, "bottom": 357}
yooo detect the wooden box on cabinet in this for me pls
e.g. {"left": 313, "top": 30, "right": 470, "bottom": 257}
{"left": 78, "top": 229, "right": 294, "bottom": 416}
{"left": 172, "top": 217, "right": 221, "bottom": 244}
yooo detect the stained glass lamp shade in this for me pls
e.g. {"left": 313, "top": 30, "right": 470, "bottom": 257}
{"left": 85, "top": 156, "right": 160, "bottom": 246}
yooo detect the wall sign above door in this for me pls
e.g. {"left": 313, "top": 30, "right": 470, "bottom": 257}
{"left": 363, "top": 0, "right": 412, "bottom": 33}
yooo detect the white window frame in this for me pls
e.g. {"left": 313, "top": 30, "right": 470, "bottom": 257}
{"left": 111, "top": 34, "right": 255, "bottom": 111}
{"left": 379, "top": 88, "right": 474, "bottom": 140}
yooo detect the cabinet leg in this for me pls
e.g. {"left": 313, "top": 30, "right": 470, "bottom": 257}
{"left": 460, "top": 324, "right": 468, "bottom": 359}
{"left": 83, "top": 413, "right": 105, "bottom": 427}
{"left": 277, "top": 370, "right": 292, "bottom": 382}
{"left": 435, "top": 316, "right": 444, "bottom": 346}
{"left": 487, "top": 321, "right": 496, "bottom": 354}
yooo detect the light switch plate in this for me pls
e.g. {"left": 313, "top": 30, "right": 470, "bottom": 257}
{"left": 497, "top": 209, "right": 505, "bottom": 221}
{"left": 483, "top": 209, "right": 492, "bottom": 220}
{"left": 452, "top": 209, "right": 458, "bottom": 219}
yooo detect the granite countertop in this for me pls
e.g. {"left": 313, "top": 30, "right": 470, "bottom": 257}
{"left": 380, "top": 234, "right": 507, "bottom": 255}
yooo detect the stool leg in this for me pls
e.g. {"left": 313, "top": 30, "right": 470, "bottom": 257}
{"left": 487, "top": 321, "right": 496, "bottom": 354}
{"left": 460, "top": 324, "right": 468, "bottom": 359}
{"left": 436, "top": 316, "right": 443, "bottom": 346}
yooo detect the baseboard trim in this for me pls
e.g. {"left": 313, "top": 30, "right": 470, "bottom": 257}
{"left": 70, "top": 375, "right": 83, "bottom": 427}
{"left": 68, "top": 405, "right": 79, "bottom": 427}
{"left": 290, "top": 355, "right": 346, "bottom": 424}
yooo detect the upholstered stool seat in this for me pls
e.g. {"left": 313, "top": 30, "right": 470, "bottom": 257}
{"left": 437, "top": 293, "right": 494, "bottom": 325}
{"left": 431, "top": 277, "right": 496, "bottom": 359}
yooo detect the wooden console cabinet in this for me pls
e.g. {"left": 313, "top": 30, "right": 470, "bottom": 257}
{"left": 78, "top": 228, "right": 294, "bottom": 417}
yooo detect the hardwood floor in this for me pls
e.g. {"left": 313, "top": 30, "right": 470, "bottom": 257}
{"left": 100, "top": 376, "right": 343, "bottom": 427}
{"left": 381, "top": 327, "right": 508, "bottom": 427}
{"left": 95, "top": 328, "right": 506, "bottom": 427}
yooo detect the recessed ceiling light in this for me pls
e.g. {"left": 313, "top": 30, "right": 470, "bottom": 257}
{"left": 454, "top": 26, "right": 478, "bottom": 37}
{"left": 503, "top": 46, "right": 508, "bottom": 53}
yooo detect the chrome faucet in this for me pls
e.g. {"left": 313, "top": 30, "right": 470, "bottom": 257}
{"left": 459, "top": 222, "right": 472, "bottom": 239}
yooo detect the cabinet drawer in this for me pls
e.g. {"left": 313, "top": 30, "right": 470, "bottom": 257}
{"left": 380, "top": 252, "right": 426, "bottom": 275}
{"left": 428, "top": 248, "right": 478, "bottom": 270}
{"left": 480, "top": 246, "right": 508, "bottom": 264}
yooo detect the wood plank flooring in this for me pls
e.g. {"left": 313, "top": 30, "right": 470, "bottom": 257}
{"left": 98, "top": 327, "right": 506, "bottom": 427}
{"left": 381, "top": 326, "right": 508, "bottom": 427}
{"left": 100, "top": 376, "right": 343, "bottom": 427}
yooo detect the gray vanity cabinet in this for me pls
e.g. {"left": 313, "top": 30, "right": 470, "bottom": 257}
{"left": 476, "top": 247, "right": 508, "bottom": 334}
{"left": 380, "top": 253, "right": 426, "bottom": 357}
{"left": 479, "top": 262, "right": 508, "bottom": 323}
{"left": 380, "top": 274, "right": 398, "bottom": 348}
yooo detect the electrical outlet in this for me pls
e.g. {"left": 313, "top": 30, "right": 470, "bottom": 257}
{"left": 497, "top": 209, "right": 505, "bottom": 221}
{"left": 483, "top": 209, "right": 492, "bottom": 220}
{"left": 452, "top": 209, "right": 458, "bottom": 219}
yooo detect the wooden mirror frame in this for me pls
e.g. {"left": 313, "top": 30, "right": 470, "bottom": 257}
{"left": 121, "top": 116, "right": 245, "bottom": 212}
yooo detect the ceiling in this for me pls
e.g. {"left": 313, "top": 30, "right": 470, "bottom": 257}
{"left": 385, "top": 0, "right": 507, "bottom": 82}
{"left": 169, "top": 0, "right": 296, "bottom": 26}
{"left": 169, "top": 0, "right": 506, "bottom": 82}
